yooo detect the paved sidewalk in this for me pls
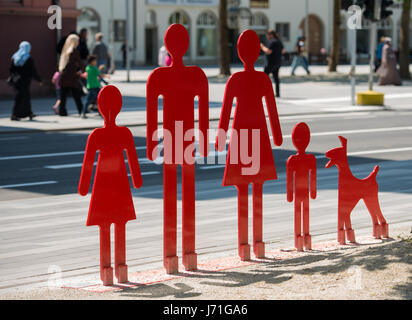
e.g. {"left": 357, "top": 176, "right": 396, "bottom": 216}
{"left": 1, "top": 64, "right": 411, "bottom": 134}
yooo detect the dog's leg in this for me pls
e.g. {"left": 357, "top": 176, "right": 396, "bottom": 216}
{"left": 345, "top": 216, "right": 356, "bottom": 243}
{"left": 364, "top": 194, "right": 388, "bottom": 239}
{"left": 337, "top": 206, "right": 346, "bottom": 245}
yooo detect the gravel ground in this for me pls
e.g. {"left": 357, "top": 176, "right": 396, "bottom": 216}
{"left": 1, "top": 226, "right": 411, "bottom": 300}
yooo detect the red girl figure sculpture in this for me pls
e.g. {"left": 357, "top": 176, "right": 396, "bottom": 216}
{"left": 286, "top": 122, "right": 317, "bottom": 251}
{"left": 216, "top": 30, "right": 283, "bottom": 261}
{"left": 78, "top": 85, "right": 143, "bottom": 286}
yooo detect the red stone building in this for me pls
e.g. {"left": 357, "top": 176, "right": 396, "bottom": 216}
{"left": 0, "top": 0, "right": 80, "bottom": 97}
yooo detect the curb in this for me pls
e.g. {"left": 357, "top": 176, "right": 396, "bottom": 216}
{"left": 0, "top": 107, "right": 389, "bottom": 135}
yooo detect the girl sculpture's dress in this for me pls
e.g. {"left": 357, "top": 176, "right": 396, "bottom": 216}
{"left": 216, "top": 30, "right": 283, "bottom": 261}
{"left": 79, "top": 85, "right": 142, "bottom": 286}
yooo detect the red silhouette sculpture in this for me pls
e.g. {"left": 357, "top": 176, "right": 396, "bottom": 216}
{"left": 215, "top": 30, "right": 283, "bottom": 261}
{"left": 286, "top": 123, "right": 317, "bottom": 251}
{"left": 78, "top": 85, "right": 143, "bottom": 286}
{"left": 146, "top": 24, "right": 209, "bottom": 274}
{"left": 325, "top": 136, "right": 389, "bottom": 244}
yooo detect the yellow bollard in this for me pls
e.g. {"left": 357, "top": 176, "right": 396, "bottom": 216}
{"left": 356, "top": 90, "right": 384, "bottom": 106}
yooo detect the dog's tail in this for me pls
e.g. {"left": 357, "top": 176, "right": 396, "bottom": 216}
{"left": 367, "top": 165, "right": 380, "bottom": 180}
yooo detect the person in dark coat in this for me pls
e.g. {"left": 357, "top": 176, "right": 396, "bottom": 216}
{"left": 9, "top": 41, "right": 42, "bottom": 121}
{"left": 78, "top": 28, "right": 89, "bottom": 66}
{"left": 261, "top": 30, "right": 285, "bottom": 97}
{"left": 58, "top": 34, "right": 84, "bottom": 116}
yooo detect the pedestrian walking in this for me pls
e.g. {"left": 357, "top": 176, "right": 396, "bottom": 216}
{"left": 58, "top": 34, "right": 84, "bottom": 116}
{"left": 121, "top": 40, "right": 127, "bottom": 68}
{"left": 8, "top": 41, "right": 42, "bottom": 121}
{"left": 377, "top": 37, "right": 402, "bottom": 86}
{"left": 158, "top": 45, "right": 168, "bottom": 67}
{"left": 92, "top": 32, "right": 110, "bottom": 73}
{"left": 291, "top": 37, "right": 310, "bottom": 76}
{"left": 78, "top": 28, "right": 90, "bottom": 67}
{"left": 51, "top": 68, "right": 61, "bottom": 115}
{"left": 375, "top": 36, "right": 386, "bottom": 72}
{"left": 261, "top": 30, "right": 285, "bottom": 97}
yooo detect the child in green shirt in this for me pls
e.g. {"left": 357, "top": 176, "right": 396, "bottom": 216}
{"left": 83, "top": 55, "right": 105, "bottom": 118}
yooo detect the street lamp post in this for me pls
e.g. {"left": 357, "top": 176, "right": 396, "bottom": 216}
{"left": 125, "top": 0, "right": 131, "bottom": 82}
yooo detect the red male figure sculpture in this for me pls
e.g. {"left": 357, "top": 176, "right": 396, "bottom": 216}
{"left": 216, "top": 30, "right": 283, "bottom": 261}
{"left": 325, "top": 136, "right": 389, "bottom": 244}
{"left": 78, "top": 85, "right": 143, "bottom": 286}
{"left": 286, "top": 122, "right": 317, "bottom": 251}
{"left": 146, "top": 24, "right": 209, "bottom": 274}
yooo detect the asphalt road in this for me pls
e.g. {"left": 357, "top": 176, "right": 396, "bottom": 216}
{"left": 0, "top": 109, "right": 411, "bottom": 292}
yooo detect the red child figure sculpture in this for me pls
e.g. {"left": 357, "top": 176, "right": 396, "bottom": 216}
{"left": 146, "top": 24, "right": 209, "bottom": 274}
{"left": 216, "top": 30, "right": 283, "bottom": 261}
{"left": 325, "top": 136, "right": 389, "bottom": 244}
{"left": 286, "top": 122, "right": 317, "bottom": 251}
{"left": 78, "top": 85, "right": 143, "bottom": 286}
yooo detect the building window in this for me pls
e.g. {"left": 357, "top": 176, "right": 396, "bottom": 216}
{"left": 113, "top": 20, "right": 126, "bottom": 42}
{"left": 197, "top": 11, "right": 217, "bottom": 58}
{"left": 250, "top": 13, "right": 268, "bottom": 53}
{"left": 275, "top": 23, "right": 290, "bottom": 42}
{"left": 250, "top": 0, "right": 269, "bottom": 8}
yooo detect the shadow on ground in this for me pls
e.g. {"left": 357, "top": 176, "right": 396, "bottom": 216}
{"left": 117, "top": 239, "right": 411, "bottom": 299}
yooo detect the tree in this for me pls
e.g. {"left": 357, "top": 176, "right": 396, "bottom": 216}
{"left": 399, "top": 0, "right": 411, "bottom": 79}
{"left": 218, "top": 0, "right": 231, "bottom": 76}
{"left": 328, "top": 0, "right": 341, "bottom": 72}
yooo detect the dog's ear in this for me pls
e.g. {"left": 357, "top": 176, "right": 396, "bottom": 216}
{"left": 338, "top": 136, "right": 347, "bottom": 148}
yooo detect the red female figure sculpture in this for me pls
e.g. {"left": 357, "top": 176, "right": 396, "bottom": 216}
{"left": 78, "top": 85, "right": 143, "bottom": 286}
{"left": 146, "top": 24, "right": 209, "bottom": 274}
{"left": 325, "top": 136, "right": 389, "bottom": 244}
{"left": 216, "top": 30, "right": 283, "bottom": 261}
{"left": 286, "top": 122, "right": 317, "bottom": 251}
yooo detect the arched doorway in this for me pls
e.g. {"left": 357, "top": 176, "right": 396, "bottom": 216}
{"left": 299, "top": 14, "right": 324, "bottom": 58}
{"left": 77, "top": 7, "right": 101, "bottom": 49}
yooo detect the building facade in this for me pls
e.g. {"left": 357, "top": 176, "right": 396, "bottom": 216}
{"left": 0, "top": 0, "right": 80, "bottom": 97}
{"left": 74, "top": 0, "right": 412, "bottom": 66}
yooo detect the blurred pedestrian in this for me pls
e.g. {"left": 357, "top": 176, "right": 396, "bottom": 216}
{"left": 58, "top": 34, "right": 84, "bottom": 116}
{"left": 377, "top": 37, "right": 402, "bottom": 86}
{"left": 9, "top": 41, "right": 42, "bottom": 121}
{"left": 92, "top": 32, "right": 110, "bottom": 73}
{"left": 261, "top": 30, "right": 285, "bottom": 97}
{"left": 82, "top": 55, "right": 107, "bottom": 118}
{"left": 291, "top": 36, "right": 310, "bottom": 76}
{"left": 78, "top": 28, "right": 90, "bottom": 67}
{"left": 158, "top": 45, "right": 167, "bottom": 67}
{"left": 375, "top": 36, "right": 386, "bottom": 72}
{"left": 121, "top": 40, "right": 127, "bottom": 68}
{"left": 57, "top": 31, "right": 78, "bottom": 55}
{"left": 51, "top": 68, "right": 61, "bottom": 114}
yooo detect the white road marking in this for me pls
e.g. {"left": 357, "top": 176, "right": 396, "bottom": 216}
{"left": 0, "top": 181, "right": 57, "bottom": 189}
{"left": 0, "top": 136, "right": 28, "bottom": 141}
{"left": 315, "top": 147, "right": 412, "bottom": 159}
{"left": 199, "top": 165, "right": 226, "bottom": 170}
{"left": 2, "top": 126, "right": 411, "bottom": 164}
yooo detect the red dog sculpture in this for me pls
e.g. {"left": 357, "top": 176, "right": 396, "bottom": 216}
{"left": 287, "top": 123, "right": 317, "bottom": 251}
{"left": 325, "top": 136, "right": 389, "bottom": 244}
{"left": 79, "top": 85, "right": 143, "bottom": 286}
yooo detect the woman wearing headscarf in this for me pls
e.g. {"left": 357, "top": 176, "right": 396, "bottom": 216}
{"left": 58, "top": 34, "right": 84, "bottom": 116}
{"left": 9, "top": 41, "right": 42, "bottom": 121}
{"left": 377, "top": 37, "right": 402, "bottom": 86}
